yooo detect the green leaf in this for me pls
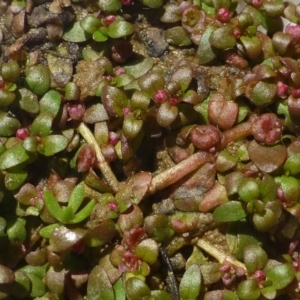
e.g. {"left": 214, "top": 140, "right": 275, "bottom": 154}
{"left": 80, "top": 15, "right": 102, "bottom": 34}
{"left": 38, "top": 135, "right": 68, "bottom": 156}
{"left": 237, "top": 279, "right": 260, "bottom": 300}
{"left": 63, "top": 21, "right": 92, "bottom": 42}
{"left": 0, "top": 112, "right": 21, "bottom": 136}
{"left": 213, "top": 201, "right": 247, "bottom": 222}
{"left": 284, "top": 153, "right": 300, "bottom": 175}
{"left": 5, "top": 168, "right": 28, "bottom": 190}
{"left": 243, "top": 244, "right": 268, "bottom": 273}
{"left": 87, "top": 265, "right": 115, "bottom": 300}
{"left": 98, "top": 0, "right": 122, "bottom": 12}
{"left": 122, "top": 115, "right": 143, "bottom": 139}
{"left": 134, "top": 238, "right": 159, "bottom": 264}
{"left": 113, "top": 278, "right": 126, "bottom": 300}
{"left": 209, "top": 25, "right": 236, "bottom": 49}
{"left": 125, "top": 277, "right": 151, "bottom": 300}
{"left": 266, "top": 263, "right": 295, "bottom": 290}
{"left": 123, "top": 57, "right": 154, "bottom": 79}
{"left": 39, "top": 223, "right": 60, "bottom": 239}
{"left": 0, "top": 144, "right": 32, "bottom": 170}
{"left": 140, "top": 0, "right": 163, "bottom": 8}
{"left": 31, "top": 112, "right": 53, "bottom": 137}
{"left": 93, "top": 29, "right": 109, "bottom": 42}
{"left": 249, "top": 81, "right": 277, "bottom": 106}
{"left": 68, "top": 183, "right": 85, "bottom": 214}
{"left": 43, "top": 188, "right": 65, "bottom": 223}
{"left": 196, "top": 25, "right": 217, "bottom": 64}
{"left": 60, "top": 206, "right": 74, "bottom": 224}
{"left": 107, "top": 21, "right": 134, "bottom": 38}
{"left": 27, "top": 273, "right": 46, "bottom": 298}
{"left": 70, "top": 199, "right": 96, "bottom": 224}
{"left": 179, "top": 264, "right": 201, "bottom": 300}
{"left": 39, "top": 90, "right": 62, "bottom": 118}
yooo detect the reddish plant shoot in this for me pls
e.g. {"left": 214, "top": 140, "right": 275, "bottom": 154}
{"left": 122, "top": 227, "right": 147, "bottom": 250}
{"left": 189, "top": 125, "right": 222, "bottom": 150}
{"left": 118, "top": 252, "right": 140, "bottom": 272}
{"left": 76, "top": 145, "right": 96, "bottom": 172}
{"left": 251, "top": 113, "right": 283, "bottom": 145}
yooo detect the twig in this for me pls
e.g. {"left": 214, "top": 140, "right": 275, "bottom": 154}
{"left": 160, "top": 245, "right": 180, "bottom": 300}
{"left": 148, "top": 151, "right": 214, "bottom": 195}
{"left": 77, "top": 123, "right": 120, "bottom": 193}
{"left": 196, "top": 238, "right": 247, "bottom": 274}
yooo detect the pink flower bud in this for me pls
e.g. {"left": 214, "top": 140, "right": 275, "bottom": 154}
{"left": 16, "top": 128, "right": 29, "bottom": 140}
{"left": 216, "top": 8, "right": 232, "bottom": 22}
{"left": 109, "top": 131, "right": 119, "bottom": 146}
{"left": 105, "top": 15, "right": 116, "bottom": 25}
{"left": 153, "top": 89, "right": 168, "bottom": 104}
{"left": 286, "top": 23, "right": 300, "bottom": 38}
{"left": 276, "top": 81, "right": 289, "bottom": 98}
{"left": 67, "top": 102, "right": 86, "bottom": 121}
{"left": 291, "top": 88, "right": 300, "bottom": 98}
{"left": 122, "top": 0, "right": 133, "bottom": 6}
{"left": 253, "top": 270, "right": 265, "bottom": 281}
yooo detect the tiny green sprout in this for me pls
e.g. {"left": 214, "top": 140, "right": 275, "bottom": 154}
{"left": 43, "top": 183, "right": 96, "bottom": 224}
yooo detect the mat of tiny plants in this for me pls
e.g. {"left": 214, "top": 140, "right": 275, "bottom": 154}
{"left": 2, "top": 0, "right": 300, "bottom": 299}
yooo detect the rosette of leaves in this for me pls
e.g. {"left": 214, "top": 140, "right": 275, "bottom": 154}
{"left": 63, "top": 14, "right": 134, "bottom": 43}
{"left": 39, "top": 183, "right": 96, "bottom": 238}
{"left": 213, "top": 173, "right": 282, "bottom": 232}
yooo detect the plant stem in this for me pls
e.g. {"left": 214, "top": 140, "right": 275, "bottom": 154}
{"left": 148, "top": 151, "right": 214, "bottom": 195}
{"left": 196, "top": 238, "right": 247, "bottom": 274}
{"left": 220, "top": 121, "right": 252, "bottom": 149}
{"left": 77, "top": 122, "right": 120, "bottom": 193}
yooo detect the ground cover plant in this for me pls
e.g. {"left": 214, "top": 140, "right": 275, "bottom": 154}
{"left": 1, "top": 0, "right": 300, "bottom": 299}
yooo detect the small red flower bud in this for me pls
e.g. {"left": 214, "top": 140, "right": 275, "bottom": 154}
{"left": 0, "top": 81, "right": 4, "bottom": 89}
{"left": 105, "top": 15, "right": 116, "bottom": 25}
{"left": 106, "top": 75, "right": 113, "bottom": 82}
{"left": 67, "top": 102, "right": 86, "bottom": 121}
{"left": 122, "top": 0, "right": 133, "bottom": 5}
{"left": 16, "top": 128, "right": 29, "bottom": 140}
{"left": 253, "top": 270, "right": 265, "bottom": 281}
{"left": 108, "top": 201, "right": 118, "bottom": 211}
{"left": 277, "top": 81, "right": 289, "bottom": 98}
{"left": 109, "top": 131, "right": 119, "bottom": 146}
{"left": 122, "top": 107, "right": 131, "bottom": 116}
{"left": 169, "top": 97, "right": 179, "bottom": 106}
{"left": 291, "top": 88, "right": 300, "bottom": 98}
{"left": 114, "top": 66, "right": 126, "bottom": 76}
{"left": 233, "top": 27, "right": 242, "bottom": 39}
{"left": 293, "top": 260, "right": 300, "bottom": 271}
{"left": 153, "top": 89, "right": 168, "bottom": 104}
{"left": 252, "top": 0, "right": 262, "bottom": 8}
{"left": 76, "top": 145, "right": 96, "bottom": 173}
{"left": 216, "top": 8, "right": 232, "bottom": 22}
{"left": 286, "top": 23, "right": 300, "bottom": 38}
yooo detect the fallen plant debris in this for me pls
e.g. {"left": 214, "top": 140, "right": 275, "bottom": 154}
{"left": 1, "top": 0, "right": 300, "bottom": 299}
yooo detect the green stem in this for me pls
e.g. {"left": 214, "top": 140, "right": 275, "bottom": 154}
{"left": 196, "top": 238, "right": 247, "bottom": 274}
{"left": 77, "top": 122, "right": 120, "bottom": 193}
